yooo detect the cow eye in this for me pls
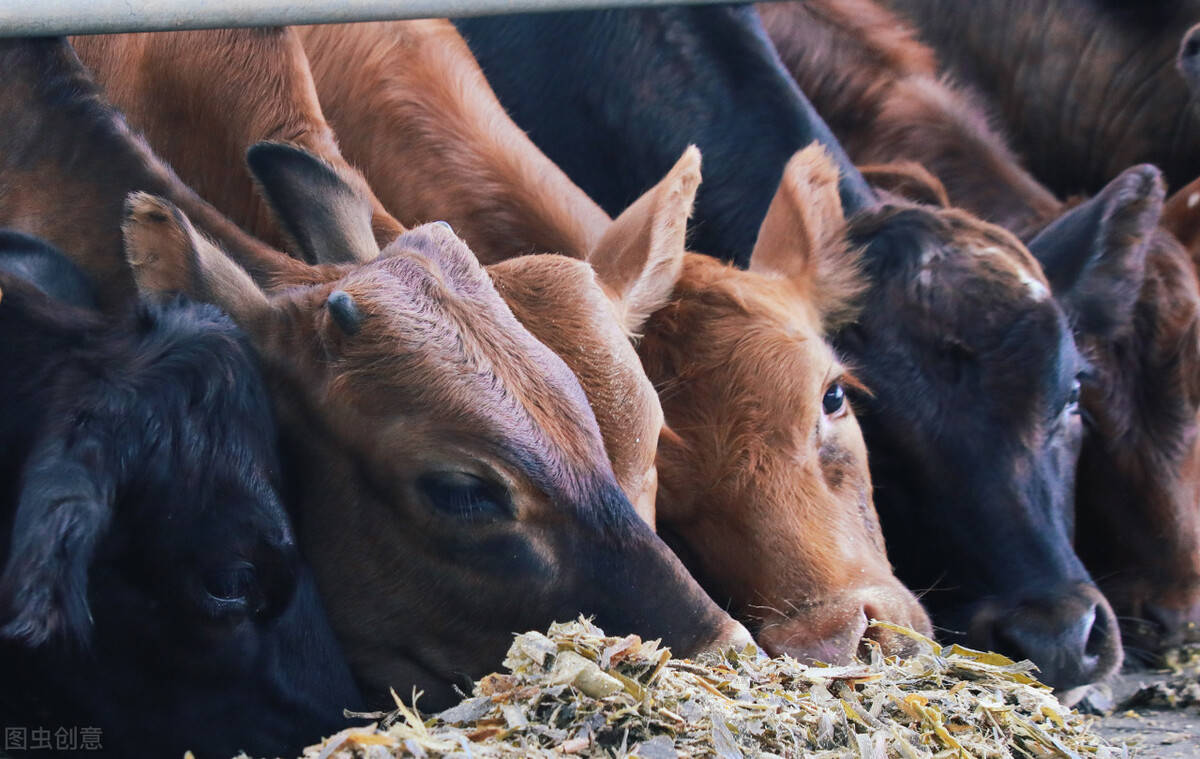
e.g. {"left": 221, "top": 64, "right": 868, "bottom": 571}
{"left": 418, "top": 472, "right": 512, "bottom": 519}
{"left": 200, "top": 561, "right": 258, "bottom": 618}
{"left": 823, "top": 382, "right": 847, "bottom": 418}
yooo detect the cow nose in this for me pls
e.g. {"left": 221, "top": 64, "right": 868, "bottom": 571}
{"left": 975, "top": 584, "right": 1122, "bottom": 693}
{"left": 1131, "top": 600, "right": 1200, "bottom": 652}
{"left": 755, "top": 585, "right": 932, "bottom": 663}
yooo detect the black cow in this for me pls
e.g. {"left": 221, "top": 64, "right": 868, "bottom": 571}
{"left": 0, "top": 239, "right": 360, "bottom": 758}
{"left": 455, "top": 6, "right": 1161, "bottom": 695}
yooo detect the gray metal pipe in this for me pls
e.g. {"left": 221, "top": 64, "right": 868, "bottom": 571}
{"left": 0, "top": 0, "right": 733, "bottom": 37}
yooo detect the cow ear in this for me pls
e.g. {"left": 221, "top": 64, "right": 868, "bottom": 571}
{"left": 1028, "top": 164, "right": 1161, "bottom": 337}
{"left": 247, "top": 141, "right": 380, "bottom": 266}
{"left": 583, "top": 148, "right": 696, "bottom": 333}
{"left": 858, "top": 162, "right": 950, "bottom": 207}
{"left": 0, "top": 435, "right": 114, "bottom": 647}
{"left": 750, "top": 144, "right": 863, "bottom": 328}
{"left": 587, "top": 147, "right": 697, "bottom": 335}
{"left": 123, "top": 192, "right": 271, "bottom": 327}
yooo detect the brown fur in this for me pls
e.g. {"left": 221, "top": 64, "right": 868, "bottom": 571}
{"left": 72, "top": 29, "right": 405, "bottom": 254}
{"left": 620, "top": 147, "right": 930, "bottom": 662}
{"left": 758, "top": 0, "right": 1061, "bottom": 237}
{"left": 0, "top": 37, "right": 315, "bottom": 312}
{"left": 296, "top": 21, "right": 611, "bottom": 263}
{"left": 122, "top": 194, "right": 750, "bottom": 706}
{"left": 879, "top": 0, "right": 1200, "bottom": 198}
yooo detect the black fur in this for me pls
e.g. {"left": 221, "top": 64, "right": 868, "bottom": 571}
{"left": 454, "top": 5, "right": 875, "bottom": 267}
{"left": 0, "top": 249, "right": 359, "bottom": 758}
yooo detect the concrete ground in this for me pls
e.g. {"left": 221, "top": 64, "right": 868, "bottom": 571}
{"left": 1092, "top": 660, "right": 1200, "bottom": 758}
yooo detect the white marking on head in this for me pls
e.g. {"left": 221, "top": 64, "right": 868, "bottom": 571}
{"left": 1188, "top": 192, "right": 1200, "bottom": 209}
{"left": 973, "top": 246, "right": 1049, "bottom": 301}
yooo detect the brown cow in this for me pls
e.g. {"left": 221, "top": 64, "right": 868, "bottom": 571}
{"left": 2, "top": 36, "right": 750, "bottom": 708}
{"left": 877, "top": 0, "right": 1200, "bottom": 199}
{"left": 758, "top": 0, "right": 1060, "bottom": 238}
{"left": 762, "top": 0, "right": 1200, "bottom": 656}
{"left": 72, "top": 28, "right": 404, "bottom": 258}
{"left": 282, "top": 19, "right": 931, "bottom": 661}
{"left": 123, "top": 181, "right": 752, "bottom": 707}
{"left": 486, "top": 149, "right": 697, "bottom": 522}
{"left": 296, "top": 20, "right": 610, "bottom": 263}
{"left": 70, "top": 27, "right": 670, "bottom": 518}
{"left": 625, "top": 146, "right": 930, "bottom": 661}
{"left": 0, "top": 36, "right": 328, "bottom": 312}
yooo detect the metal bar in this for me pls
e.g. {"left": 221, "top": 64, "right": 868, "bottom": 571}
{"left": 0, "top": 0, "right": 734, "bottom": 37}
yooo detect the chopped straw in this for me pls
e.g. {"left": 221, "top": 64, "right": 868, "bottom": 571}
{"left": 283, "top": 618, "right": 1124, "bottom": 759}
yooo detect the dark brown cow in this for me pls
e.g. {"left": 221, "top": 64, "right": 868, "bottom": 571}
{"left": 758, "top": 0, "right": 1059, "bottom": 238}
{"left": 878, "top": 0, "right": 1200, "bottom": 199}
{"left": 72, "top": 29, "right": 405, "bottom": 257}
{"left": 1, "top": 36, "right": 749, "bottom": 709}
{"left": 763, "top": 0, "right": 1200, "bottom": 656}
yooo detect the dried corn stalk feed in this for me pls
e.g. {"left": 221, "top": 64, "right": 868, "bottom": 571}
{"left": 292, "top": 619, "right": 1122, "bottom": 759}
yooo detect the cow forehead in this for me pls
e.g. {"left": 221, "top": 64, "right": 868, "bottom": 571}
{"left": 329, "top": 253, "right": 611, "bottom": 488}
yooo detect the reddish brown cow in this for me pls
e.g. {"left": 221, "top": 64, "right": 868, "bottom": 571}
{"left": 762, "top": 0, "right": 1200, "bottom": 656}
{"left": 72, "top": 29, "right": 404, "bottom": 257}
{"left": 625, "top": 146, "right": 930, "bottom": 660}
{"left": 69, "top": 27, "right": 673, "bottom": 518}
{"left": 758, "top": 0, "right": 1059, "bottom": 238}
{"left": 1, "top": 36, "right": 749, "bottom": 709}
{"left": 878, "top": 0, "right": 1200, "bottom": 199}
{"left": 284, "top": 19, "right": 930, "bottom": 662}
{"left": 0, "top": 36, "right": 322, "bottom": 312}
{"left": 296, "top": 20, "right": 610, "bottom": 263}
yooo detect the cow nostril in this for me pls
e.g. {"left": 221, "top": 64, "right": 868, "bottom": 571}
{"left": 1186, "top": 37, "right": 1200, "bottom": 59}
{"left": 1083, "top": 604, "right": 1109, "bottom": 659}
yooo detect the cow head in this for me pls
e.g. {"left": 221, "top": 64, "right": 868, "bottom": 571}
{"left": 0, "top": 277, "right": 358, "bottom": 757}
{"left": 835, "top": 164, "right": 1154, "bottom": 694}
{"left": 121, "top": 168, "right": 749, "bottom": 708}
{"left": 486, "top": 139, "right": 688, "bottom": 525}
{"left": 601, "top": 146, "right": 930, "bottom": 663}
{"left": 1036, "top": 167, "right": 1200, "bottom": 656}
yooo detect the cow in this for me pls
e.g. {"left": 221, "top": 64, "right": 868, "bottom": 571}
{"left": 0, "top": 238, "right": 360, "bottom": 759}
{"left": 269, "top": 21, "right": 930, "bottom": 661}
{"left": 879, "top": 0, "right": 1200, "bottom": 199}
{"left": 120, "top": 180, "right": 751, "bottom": 709}
{"left": 453, "top": 6, "right": 1134, "bottom": 694}
{"left": 72, "top": 28, "right": 405, "bottom": 257}
{"left": 622, "top": 146, "right": 931, "bottom": 660}
{"left": 297, "top": 20, "right": 611, "bottom": 264}
{"left": 762, "top": 0, "right": 1200, "bottom": 657}
{"left": 0, "top": 36, "right": 321, "bottom": 312}
{"left": 757, "top": 0, "right": 1061, "bottom": 238}
{"left": 2, "top": 36, "right": 749, "bottom": 710}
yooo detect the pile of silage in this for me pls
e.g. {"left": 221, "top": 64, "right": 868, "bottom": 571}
{"left": 301, "top": 618, "right": 1122, "bottom": 759}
